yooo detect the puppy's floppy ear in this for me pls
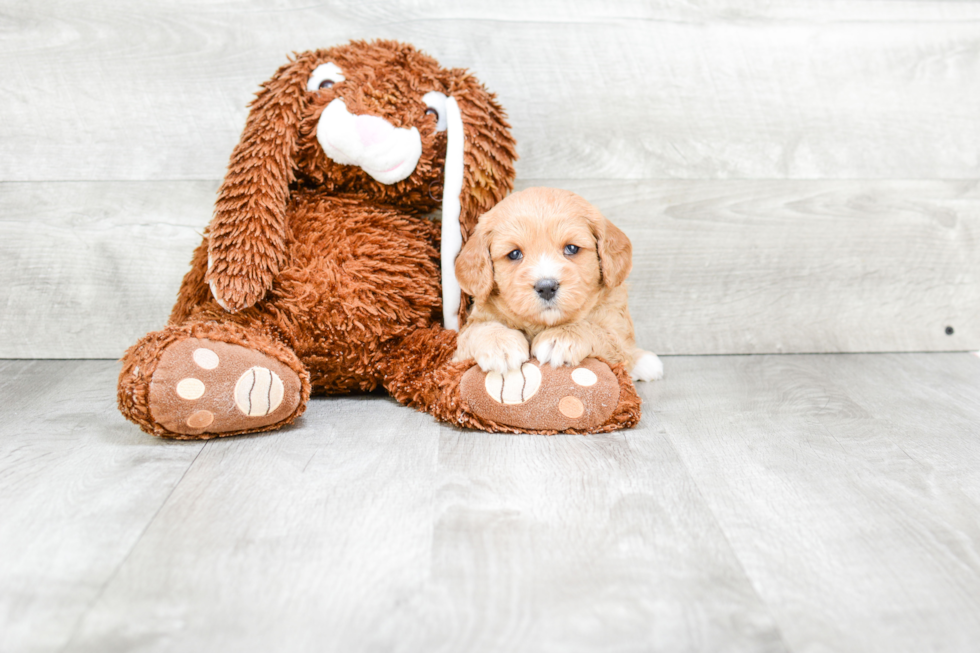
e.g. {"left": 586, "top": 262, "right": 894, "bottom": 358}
{"left": 438, "top": 69, "right": 517, "bottom": 329}
{"left": 205, "top": 53, "right": 314, "bottom": 313}
{"left": 586, "top": 204, "right": 633, "bottom": 288}
{"left": 454, "top": 218, "right": 494, "bottom": 305}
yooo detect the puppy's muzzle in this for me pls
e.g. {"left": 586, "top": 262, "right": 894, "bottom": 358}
{"left": 534, "top": 278, "right": 559, "bottom": 302}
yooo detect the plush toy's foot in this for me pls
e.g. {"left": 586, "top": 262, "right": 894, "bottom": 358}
{"left": 459, "top": 358, "right": 624, "bottom": 433}
{"left": 146, "top": 337, "right": 304, "bottom": 437}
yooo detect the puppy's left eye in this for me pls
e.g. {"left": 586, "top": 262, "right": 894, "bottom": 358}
{"left": 564, "top": 244, "right": 580, "bottom": 256}
{"left": 507, "top": 249, "right": 523, "bottom": 261}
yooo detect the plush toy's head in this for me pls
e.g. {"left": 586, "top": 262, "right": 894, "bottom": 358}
{"left": 206, "top": 39, "right": 517, "bottom": 325}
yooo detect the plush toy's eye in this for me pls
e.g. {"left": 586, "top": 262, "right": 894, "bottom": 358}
{"left": 307, "top": 62, "right": 345, "bottom": 92}
{"left": 508, "top": 249, "right": 523, "bottom": 261}
{"left": 421, "top": 91, "right": 448, "bottom": 132}
{"left": 564, "top": 244, "right": 580, "bottom": 256}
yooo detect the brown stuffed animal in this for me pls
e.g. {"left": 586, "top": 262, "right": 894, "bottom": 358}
{"left": 117, "top": 39, "right": 641, "bottom": 438}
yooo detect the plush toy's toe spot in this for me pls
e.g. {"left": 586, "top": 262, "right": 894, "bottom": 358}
{"left": 558, "top": 396, "right": 585, "bottom": 419}
{"left": 234, "top": 367, "right": 285, "bottom": 417}
{"left": 570, "top": 367, "right": 598, "bottom": 387}
{"left": 460, "top": 358, "right": 621, "bottom": 432}
{"left": 193, "top": 347, "right": 220, "bottom": 369}
{"left": 148, "top": 337, "right": 302, "bottom": 436}
{"left": 483, "top": 372, "right": 504, "bottom": 401}
{"left": 484, "top": 362, "right": 542, "bottom": 405}
{"left": 176, "top": 378, "right": 206, "bottom": 400}
{"left": 187, "top": 410, "right": 214, "bottom": 428}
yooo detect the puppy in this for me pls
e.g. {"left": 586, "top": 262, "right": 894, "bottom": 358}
{"left": 452, "top": 187, "right": 663, "bottom": 381}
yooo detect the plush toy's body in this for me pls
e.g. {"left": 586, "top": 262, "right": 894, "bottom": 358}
{"left": 118, "top": 40, "right": 642, "bottom": 438}
{"left": 172, "top": 193, "right": 444, "bottom": 396}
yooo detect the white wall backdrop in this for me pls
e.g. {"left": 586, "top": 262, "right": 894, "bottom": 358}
{"left": 1, "top": 0, "right": 978, "bottom": 356}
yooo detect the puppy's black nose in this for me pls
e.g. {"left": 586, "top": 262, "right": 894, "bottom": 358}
{"left": 534, "top": 278, "right": 559, "bottom": 301}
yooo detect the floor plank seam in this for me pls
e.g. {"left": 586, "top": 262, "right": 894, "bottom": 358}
{"left": 56, "top": 440, "right": 209, "bottom": 653}
{"left": 651, "top": 417, "right": 795, "bottom": 651}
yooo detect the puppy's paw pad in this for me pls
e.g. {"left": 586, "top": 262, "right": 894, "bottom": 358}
{"left": 632, "top": 352, "right": 664, "bottom": 382}
{"left": 148, "top": 338, "right": 302, "bottom": 436}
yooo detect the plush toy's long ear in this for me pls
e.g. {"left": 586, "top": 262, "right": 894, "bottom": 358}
{"left": 205, "top": 56, "right": 310, "bottom": 313}
{"left": 440, "top": 69, "right": 517, "bottom": 330}
{"left": 586, "top": 204, "right": 633, "bottom": 289}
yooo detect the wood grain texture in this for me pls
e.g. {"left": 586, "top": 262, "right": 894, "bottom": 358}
{"left": 61, "top": 376, "right": 785, "bottom": 652}
{"left": 645, "top": 353, "right": 980, "bottom": 653}
{"left": 790, "top": 354, "right": 980, "bottom": 505}
{"left": 5, "top": 354, "right": 980, "bottom": 651}
{"left": 371, "top": 428, "right": 784, "bottom": 653}
{"left": 2, "top": 1, "right": 979, "bottom": 181}
{"left": 2, "top": 179, "right": 976, "bottom": 358}
{"left": 63, "top": 395, "right": 447, "bottom": 652}
{"left": 0, "top": 360, "right": 204, "bottom": 653}
{"left": 0, "top": 181, "right": 214, "bottom": 359}
{"left": 573, "top": 179, "right": 980, "bottom": 355}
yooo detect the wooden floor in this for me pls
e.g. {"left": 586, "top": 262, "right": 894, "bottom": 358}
{"left": 2, "top": 353, "right": 980, "bottom": 652}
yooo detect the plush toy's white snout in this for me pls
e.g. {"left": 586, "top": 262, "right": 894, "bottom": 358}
{"left": 316, "top": 99, "right": 422, "bottom": 185}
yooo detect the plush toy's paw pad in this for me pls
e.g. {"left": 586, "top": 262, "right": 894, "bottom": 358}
{"left": 148, "top": 338, "right": 302, "bottom": 436}
{"left": 461, "top": 358, "right": 620, "bottom": 432}
{"left": 483, "top": 362, "right": 542, "bottom": 404}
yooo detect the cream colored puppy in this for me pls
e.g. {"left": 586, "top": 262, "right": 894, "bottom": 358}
{"left": 453, "top": 187, "right": 663, "bottom": 381}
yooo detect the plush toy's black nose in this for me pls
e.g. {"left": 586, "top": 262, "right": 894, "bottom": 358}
{"left": 534, "top": 278, "right": 559, "bottom": 301}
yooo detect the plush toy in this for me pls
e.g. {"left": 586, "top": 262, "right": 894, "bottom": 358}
{"left": 117, "top": 39, "right": 641, "bottom": 438}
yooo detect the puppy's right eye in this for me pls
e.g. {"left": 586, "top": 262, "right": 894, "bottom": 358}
{"left": 507, "top": 249, "right": 523, "bottom": 261}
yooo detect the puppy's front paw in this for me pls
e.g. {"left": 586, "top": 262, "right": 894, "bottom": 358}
{"left": 631, "top": 351, "right": 664, "bottom": 381}
{"left": 532, "top": 330, "right": 591, "bottom": 368}
{"left": 472, "top": 329, "right": 530, "bottom": 375}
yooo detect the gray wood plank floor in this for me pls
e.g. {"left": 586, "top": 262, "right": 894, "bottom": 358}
{"left": 2, "top": 354, "right": 979, "bottom": 652}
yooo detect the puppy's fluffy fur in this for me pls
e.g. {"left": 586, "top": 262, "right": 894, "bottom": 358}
{"left": 453, "top": 187, "right": 663, "bottom": 381}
